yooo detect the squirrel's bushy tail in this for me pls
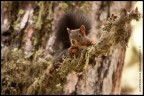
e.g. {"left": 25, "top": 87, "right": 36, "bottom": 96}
{"left": 55, "top": 11, "right": 91, "bottom": 49}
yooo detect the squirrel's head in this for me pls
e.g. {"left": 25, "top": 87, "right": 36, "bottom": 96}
{"left": 67, "top": 25, "right": 86, "bottom": 46}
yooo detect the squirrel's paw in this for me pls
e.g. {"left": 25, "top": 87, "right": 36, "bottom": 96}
{"left": 68, "top": 47, "right": 78, "bottom": 55}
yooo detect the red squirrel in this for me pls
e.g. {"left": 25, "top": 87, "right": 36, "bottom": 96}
{"left": 67, "top": 25, "right": 94, "bottom": 54}
{"left": 53, "top": 11, "right": 94, "bottom": 65}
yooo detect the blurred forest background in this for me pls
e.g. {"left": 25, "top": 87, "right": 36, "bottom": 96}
{"left": 1, "top": 1, "right": 143, "bottom": 95}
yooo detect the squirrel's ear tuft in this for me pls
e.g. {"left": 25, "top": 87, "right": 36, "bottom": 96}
{"left": 80, "top": 25, "right": 86, "bottom": 35}
{"left": 67, "top": 28, "right": 71, "bottom": 34}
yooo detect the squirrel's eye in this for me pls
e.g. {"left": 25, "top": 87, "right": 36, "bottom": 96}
{"left": 78, "top": 34, "right": 82, "bottom": 38}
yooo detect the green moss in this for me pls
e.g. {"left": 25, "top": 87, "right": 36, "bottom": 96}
{"left": 60, "top": 2, "right": 69, "bottom": 10}
{"left": 1, "top": 47, "right": 51, "bottom": 95}
{"left": 80, "top": 2, "right": 91, "bottom": 12}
